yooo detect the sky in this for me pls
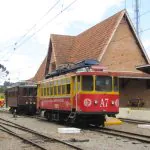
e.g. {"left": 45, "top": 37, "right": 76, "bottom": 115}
{"left": 0, "top": 0, "right": 150, "bottom": 84}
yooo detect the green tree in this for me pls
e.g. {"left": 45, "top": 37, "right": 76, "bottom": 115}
{"left": 0, "top": 64, "right": 9, "bottom": 76}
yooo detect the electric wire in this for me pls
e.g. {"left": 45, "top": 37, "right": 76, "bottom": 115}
{"left": 15, "top": 0, "right": 61, "bottom": 45}
{"left": 0, "top": 0, "right": 77, "bottom": 62}
{"left": 1, "top": 0, "right": 150, "bottom": 60}
{"left": 15, "top": 0, "right": 77, "bottom": 49}
{"left": 1, "top": 0, "right": 77, "bottom": 81}
{"left": 0, "top": 0, "right": 61, "bottom": 60}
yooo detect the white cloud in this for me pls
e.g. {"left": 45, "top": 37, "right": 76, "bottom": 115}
{"left": 143, "top": 40, "right": 150, "bottom": 49}
{"left": 4, "top": 53, "right": 44, "bottom": 82}
{"left": 142, "top": 39, "right": 150, "bottom": 58}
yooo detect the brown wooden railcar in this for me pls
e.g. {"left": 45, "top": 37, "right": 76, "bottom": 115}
{"left": 5, "top": 82, "right": 37, "bottom": 115}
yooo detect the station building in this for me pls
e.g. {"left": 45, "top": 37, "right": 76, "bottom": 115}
{"left": 32, "top": 10, "right": 150, "bottom": 120}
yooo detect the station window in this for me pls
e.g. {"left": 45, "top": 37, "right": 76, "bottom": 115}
{"left": 95, "top": 76, "right": 112, "bottom": 92}
{"left": 82, "top": 76, "right": 93, "bottom": 91}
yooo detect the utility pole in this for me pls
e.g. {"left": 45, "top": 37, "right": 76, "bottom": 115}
{"left": 135, "top": 0, "right": 140, "bottom": 36}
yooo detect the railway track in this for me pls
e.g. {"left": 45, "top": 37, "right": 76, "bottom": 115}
{"left": 119, "top": 118, "right": 150, "bottom": 124}
{"left": 90, "top": 126, "right": 150, "bottom": 143}
{"left": 0, "top": 117, "right": 83, "bottom": 150}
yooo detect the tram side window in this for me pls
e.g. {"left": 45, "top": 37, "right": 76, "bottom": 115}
{"left": 66, "top": 84, "right": 70, "bottom": 94}
{"left": 28, "top": 88, "right": 34, "bottom": 96}
{"left": 114, "top": 77, "right": 119, "bottom": 92}
{"left": 41, "top": 88, "right": 42, "bottom": 96}
{"left": 54, "top": 86, "right": 57, "bottom": 95}
{"left": 58, "top": 86, "right": 61, "bottom": 95}
{"left": 33, "top": 88, "right": 37, "bottom": 96}
{"left": 23, "top": 88, "right": 27, "bottom": 96}
{"left": 47, "top": 87, "right": 50, "bottom": 96}
{"left": 82, "top": 76, "right": 93, "bottom": 91}
{"left": 41, "top": 87, "right": 44, "bottom": 96}
{"left": 77, "top": 76, "right": 81, "bottom": 91}
{"left": 62, "top": 85, "right": 66, "bottom": 95}
{"left": 44, "top": 88, "right": 46, "bottom": 96}
{"left": 95, "top": 76, "right": 112, "bottom": 92}
{"left": 50, "top": 87, "right": 53, "bottom": 96}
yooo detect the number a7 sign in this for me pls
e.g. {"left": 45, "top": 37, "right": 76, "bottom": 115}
{"left": 100, "top": 98, "right": 108, "bottom": 107}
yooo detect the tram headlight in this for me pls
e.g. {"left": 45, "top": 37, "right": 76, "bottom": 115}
{"left": 94, "top": 100, "right": 98, "bottom": 105}
{"left": 25, "top": 102, "right": 28, "bottom": 104}
{"left": 111, "top": 101, "right": 115, "bottom": 105}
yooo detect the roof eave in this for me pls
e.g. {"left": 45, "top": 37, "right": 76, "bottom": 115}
{"left": 98, "top": 10, "right": 126, "bottom": 61}
{"left": 136, "top": 64, "right": 150, "bottom": 74}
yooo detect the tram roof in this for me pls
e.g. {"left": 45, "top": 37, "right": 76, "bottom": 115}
{"left": 6, "top": 81, "right": 37, "bottom": 89}
{"left": 38, "top": 70, "right": 150, "bottom": 84}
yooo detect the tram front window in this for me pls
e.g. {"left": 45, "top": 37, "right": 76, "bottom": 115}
{"left": 82, "top": 76, "right": 93, "bottom": 91}
{"left": 95, "top": 76, "right": 112, "bottom": 92}
{"left": 114, "top": 77, "right": 119, "bottom": 92}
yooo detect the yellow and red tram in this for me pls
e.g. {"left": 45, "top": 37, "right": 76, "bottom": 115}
{"left": 37, "top": 60, "right": 119, "bottom": 126}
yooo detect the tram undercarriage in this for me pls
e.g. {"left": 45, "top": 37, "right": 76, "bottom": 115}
{"left": 39, "top": 110, "right": 107, "bottom": 127}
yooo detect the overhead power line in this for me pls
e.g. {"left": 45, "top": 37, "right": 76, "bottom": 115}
{"left": 15, "top": 0, "right": 77, "bottom": 49}
{"left": 0, "top": 0, "right": 77, "bottom": 62}
{"left": 15, "top": 0, "right": 61, "bottom": 46}
{"left": 139, "top": 10, "right": 150, "bottom": 17}
{"left": 0, "top": 1, "right": 61, "bottom": 60}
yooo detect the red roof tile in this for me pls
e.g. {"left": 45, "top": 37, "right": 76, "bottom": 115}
{"left": 51, "top": 34, "right": 74, "bottom": 65}
{"left": 31, "top": 10, "right": 149, "bottom": 82}
{"left": 70, "top": 10, "right": 124, "bottom": 63}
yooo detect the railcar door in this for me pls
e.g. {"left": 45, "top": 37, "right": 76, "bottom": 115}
{"left": 71, "top": 76, "right": 78, "bottom": 111}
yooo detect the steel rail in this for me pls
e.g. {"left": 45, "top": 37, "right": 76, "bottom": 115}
{"left": 102, "top": 127, "right": 150, "bottom": 138}
{"left": 91, "top": 127, "right": 150, "bottom": 143}
{"left": 0, "top": 126, "right": 47, "bottom": 150}
{"left": 119, "top": 118, "right": 150, "bottom": 124}
{"left": 0, "top": 117, "right": 83, "bottom": 150}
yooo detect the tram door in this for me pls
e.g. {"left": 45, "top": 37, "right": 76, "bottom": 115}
{"left": 71, "top": 76, "right": 77, "bottom": 111}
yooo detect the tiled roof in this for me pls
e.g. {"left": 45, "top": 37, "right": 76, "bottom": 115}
{"left": 51, "top": 10, "right": 124, "bottom": 65}
{"left": 31, "top": 10, "right": 149, "bottom": 82}
{"left": 70, "top": 10, "right": 124, "bottom": 63}
{"left": 51, "top": 34, "right": 74, "bottom": 65}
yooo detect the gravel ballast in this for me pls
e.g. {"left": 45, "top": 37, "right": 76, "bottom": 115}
{"left": 0, "top": 110, "right": 150, "bottom": 150}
